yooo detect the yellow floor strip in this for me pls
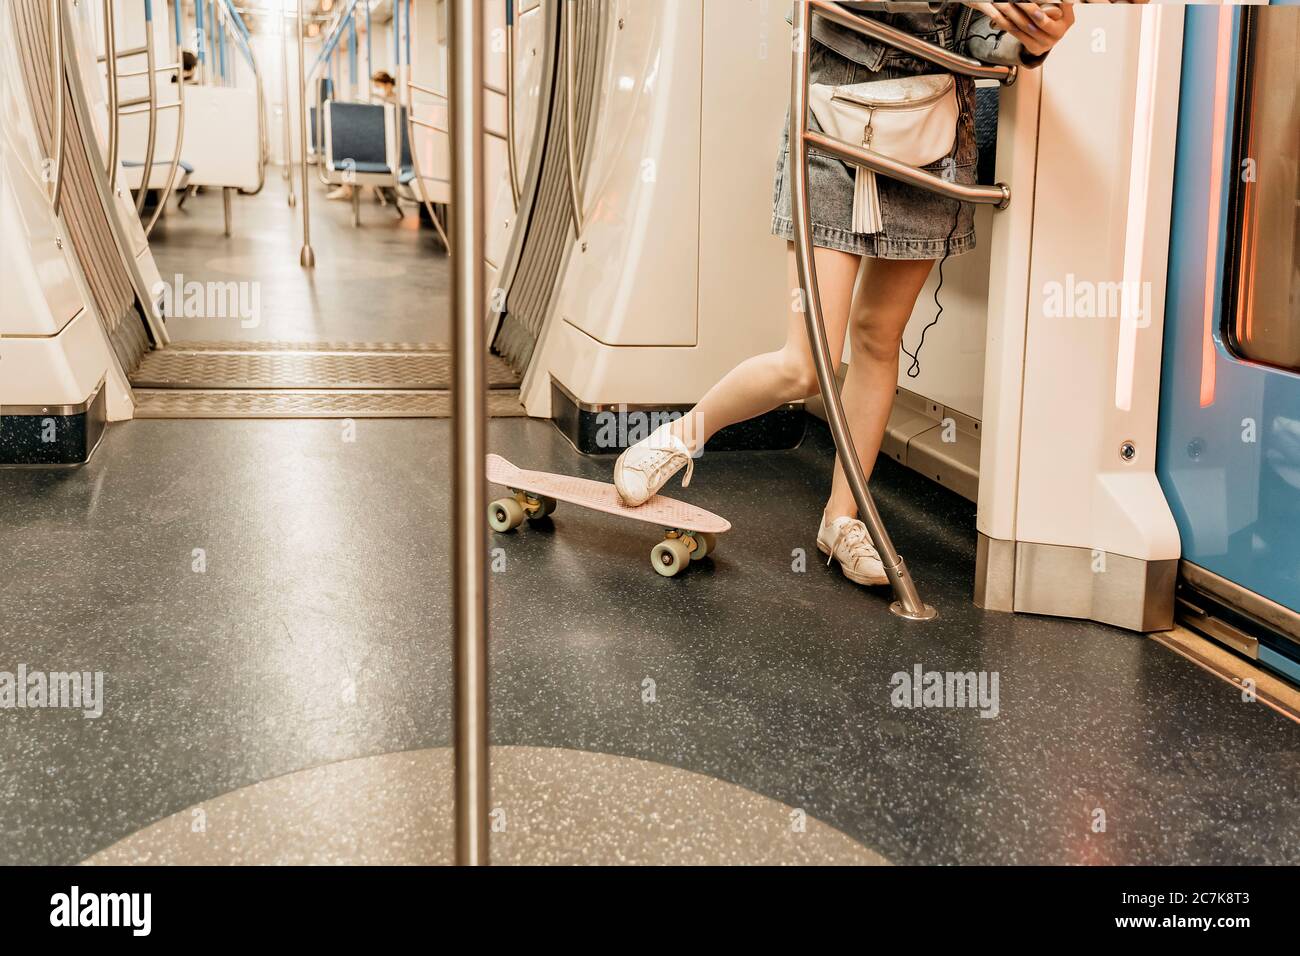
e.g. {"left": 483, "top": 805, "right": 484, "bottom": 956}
{"left": 1152, "top": 626, "right": 1300, "bottom": 724}
{"left": 131, "top": 388, "right": 527, "bottom": 419}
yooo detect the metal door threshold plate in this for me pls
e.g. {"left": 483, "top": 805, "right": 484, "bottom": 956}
{"left": 163, "top": 340, "right": 453, "bottom": 353}
{"left": 132, "top": 388, "right": 527, "bottom": 419}
{"left": 131, "top": 344, "right": 520, "bottom": 390}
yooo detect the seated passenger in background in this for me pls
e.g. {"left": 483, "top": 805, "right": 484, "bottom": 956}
{"left": 328, "top": 71, "right": 402, "bottom": 203}
{"left": 170, "top": 50, "right": 197, "bottom": 84}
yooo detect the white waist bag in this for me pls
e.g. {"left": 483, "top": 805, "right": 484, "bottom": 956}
{"left": 808, "top": 74, "right": 958, "bottom": 234}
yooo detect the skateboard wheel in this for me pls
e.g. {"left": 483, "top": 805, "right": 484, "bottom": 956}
{"left": 691, "top": 531, "right": 717, "bottom": 561}
{"left": 488, "top": 496, "right": 525, "bottom": 532}
{"left": 652, "top": 538, "right": 692, "bottom": 577}
{"left": 528, "top": 495, "right": 557, "bottom": 520}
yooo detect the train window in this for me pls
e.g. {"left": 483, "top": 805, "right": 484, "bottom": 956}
{"left": 1224, "top": 9, "right": 1300, "bottom": 374}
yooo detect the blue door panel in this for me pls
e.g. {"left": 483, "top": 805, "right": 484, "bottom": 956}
{"left": 1156, "top": 7, "right": 1300, "bottom": 619}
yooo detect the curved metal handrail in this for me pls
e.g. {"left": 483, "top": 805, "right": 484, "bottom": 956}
{"left": 485, "top": 0, "right": 560, "bottom": 349}
{"left": 405, "top": 78, "right": 452, "bottom": 251}
{"left": 102, "top": 0, "right": 120, "bottom": 191}
{"left": 50, "top": 0, "right": 68, "bottom": 215}
{"left": 503, "top": 0, "right": 521, "bottom": 206}
{"left": 133, "top": 0, "right": 159, "bottom": 215}
{"left": 314, "top": 85, "right": 334, "bottom": 187}
{"left": 809, "top": 0, "right": 1017, "bottom": 85}
{"left": 57, "top": 0, "right": 170, "bottom": 345}
{"left": 218, "top": 0, "right": 268, "bottom": 195}
{"left": 805, "top": 130, "right": 1010, "bottom": 208}
{"left": 561, "top": 0, "right": 582, "bottom": 234}
{"left": 142, "top": 33, "right": 185, "bottom": 235}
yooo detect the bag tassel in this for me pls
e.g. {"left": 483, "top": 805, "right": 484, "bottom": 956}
{"left": 853, "top": 167, "right": 883, "bottom": 235}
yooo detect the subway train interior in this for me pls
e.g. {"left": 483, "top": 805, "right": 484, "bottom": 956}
{"left": 1, "top": 0, "right": 1299, "bottom": 882}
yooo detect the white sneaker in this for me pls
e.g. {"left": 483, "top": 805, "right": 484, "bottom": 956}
{"left": 613, "top": 422, "right": 695, "bottom": 506}
{"left": 817, "top": 514, "right": 888, "bottom": 586}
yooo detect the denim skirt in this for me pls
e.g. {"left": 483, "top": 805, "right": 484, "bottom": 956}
{"left": 771, "top": 40, "right": 978, "bottom": 260}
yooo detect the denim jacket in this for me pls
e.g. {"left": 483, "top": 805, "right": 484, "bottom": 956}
{"left": 798, "top": 2, "right": 1049, "bottom": 72}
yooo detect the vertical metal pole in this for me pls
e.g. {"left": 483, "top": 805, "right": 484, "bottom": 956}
{"left": 392, "top": 0, "right": 399, "bottom": 76}
{"left": 282, "top": 1, "right": 296, "bottom": 203}
{"left": 448, "top": 0, "right": 489, "bottom": 866}
{"left": 217, "top": 6, "right": 226, "bottom": 82}
{"left": 364, "top": 0, "right": 372, "bottom": 103}
{"left": 296, "top": 0, "right": 315, "bottom": 266}
{"left": 347, "top": 13, "right": 356, "bottom": 91}
{"left": 789, "top": 1, "right": 935, "bottom": 621}
{"left": 195, "top": 0, "right": 206, "bottom": 83}
{"left": 392, "top": 0, "right": 401, "bottom": 110}
{"left": 207, "top": 0, "right": 216, "bottom": 74}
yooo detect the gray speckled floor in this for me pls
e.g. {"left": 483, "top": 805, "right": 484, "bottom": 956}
{"left": 147, "top": 174, "right": 449, "bottom": 344}
{"left": 1, "top": 416, "right": 1297, "bottom": 865}
{"left": 84, "top": 747, "right": 888, "bottom": 865}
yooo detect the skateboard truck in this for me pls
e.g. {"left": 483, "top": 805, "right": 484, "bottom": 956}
{"left": 488, "top": 488, "right": 558, "bottom": 530}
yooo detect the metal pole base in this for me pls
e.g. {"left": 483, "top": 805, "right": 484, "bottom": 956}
{"left": 299, "top": 245, "right": 315, "bottom": 268}
{"left": 890, "top": 601, "right": 938, "bottom": 621}
{"left": 882, "top": 554, "right": 937, "bottom": 622}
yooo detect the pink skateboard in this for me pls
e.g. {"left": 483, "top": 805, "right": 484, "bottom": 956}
{"left": 485, "top": 453, "right": 730, "bottom": 577}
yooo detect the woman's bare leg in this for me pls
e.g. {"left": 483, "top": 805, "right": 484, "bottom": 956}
{"left": 823, "top": 255, "right": 937, "bottom": 520}
{"left": 668, "top": 244, "right": 860, "bottom": 451}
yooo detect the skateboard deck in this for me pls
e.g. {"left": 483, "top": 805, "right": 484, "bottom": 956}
{"left": 485, "top": 453, "right": 729, "bottom": 576}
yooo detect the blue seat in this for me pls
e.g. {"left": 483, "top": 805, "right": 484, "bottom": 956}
{"left": 397, "top": 106, "right": 413, "bottom": 170}
{"left": 328, "top": 101, "right": 392, "bottom": 178}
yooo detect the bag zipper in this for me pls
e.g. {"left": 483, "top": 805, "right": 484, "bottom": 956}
{"left": 831, "top": 76, "right": 954, "bottom": 148}
{"left": 956, "top": 6, "right": 974, "bottom": 52}
{"left": 829, "top": 75, "right": 954, "bottom": 111}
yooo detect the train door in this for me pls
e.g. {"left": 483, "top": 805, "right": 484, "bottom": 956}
{"left": 1157, "top": 4, "right": 1300, "bottom": 683}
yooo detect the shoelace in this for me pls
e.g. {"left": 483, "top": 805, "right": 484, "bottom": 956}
{"left": 638, "top": 439, "right": 694, "bottom": 490}
{"left": 827, "top": 520, "right": 873, "bottom": 567}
